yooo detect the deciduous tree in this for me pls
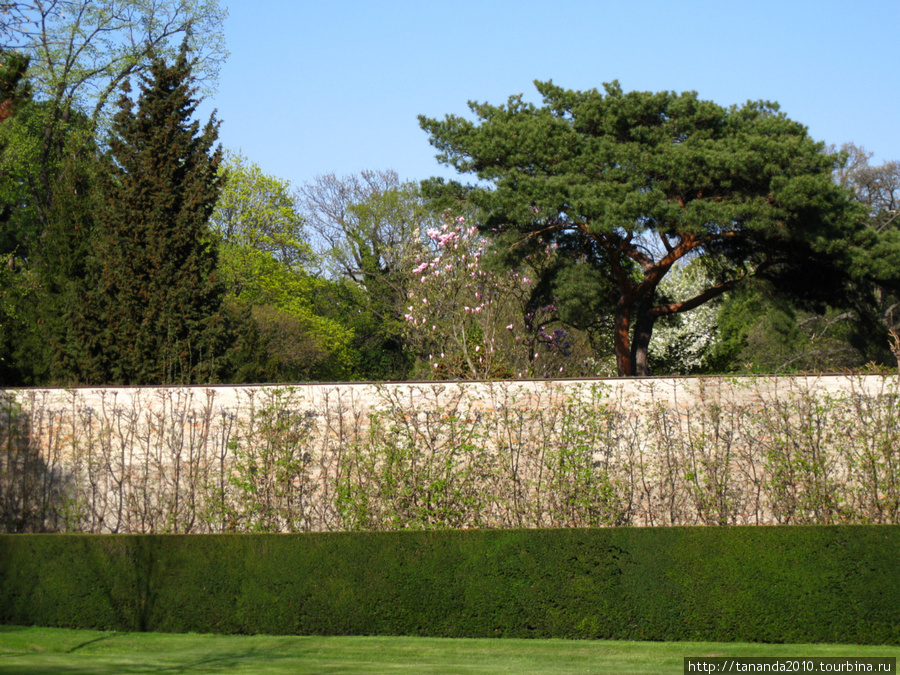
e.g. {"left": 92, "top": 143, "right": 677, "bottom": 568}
{"left": 296, "top": 172, "right": 431, "bottom": 380}
{"left": 211, "top": 151, "right": 311, "bottom": 272}
{"left": 3, "top": 0, "right": 226, "bottom": 226}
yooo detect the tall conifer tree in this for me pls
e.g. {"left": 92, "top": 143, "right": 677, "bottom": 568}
{"left": 91, "top": 43, "right": 228, "bottom": 384}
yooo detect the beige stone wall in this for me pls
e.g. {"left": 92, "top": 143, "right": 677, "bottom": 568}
{"left": 6, "top": 373, "right": 893, "bottom": 423}
{"left": 2, "top": 375, "right": 899, "bottom": 532}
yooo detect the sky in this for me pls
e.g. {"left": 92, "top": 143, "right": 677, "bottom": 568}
{"left": 196, "top": 0, "right": 900, "bottom": 191}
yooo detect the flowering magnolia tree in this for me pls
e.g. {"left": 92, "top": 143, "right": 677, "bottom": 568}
{"left": 402, "top": 215, "right": 598, "bottom": 379}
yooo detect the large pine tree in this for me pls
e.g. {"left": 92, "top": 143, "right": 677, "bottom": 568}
{"left": 90, "top": 44, "right": 228, "bottom": 384}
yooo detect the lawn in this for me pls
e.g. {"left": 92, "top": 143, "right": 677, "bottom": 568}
{"left": 0, "top": 626, "right": 898, "bottom": 674}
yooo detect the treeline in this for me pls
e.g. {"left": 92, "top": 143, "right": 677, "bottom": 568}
{"left": 2, "top": 3, "right": 900, "bottom": 386}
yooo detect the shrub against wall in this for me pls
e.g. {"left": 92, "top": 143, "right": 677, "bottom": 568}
{"left": 1, "top": 377, "right": 900, "bottom": 533}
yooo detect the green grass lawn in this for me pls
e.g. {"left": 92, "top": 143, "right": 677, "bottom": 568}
{"left": 0, "top": 626, "right": 898, "bottom": 674}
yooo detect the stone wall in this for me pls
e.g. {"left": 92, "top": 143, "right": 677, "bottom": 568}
{"left": 2, "top": 375, "right": 899, "bottom": 533}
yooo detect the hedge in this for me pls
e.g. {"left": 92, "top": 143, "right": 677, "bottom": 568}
{"left": 1, "top": 526, "right": 898, "bottom": 644}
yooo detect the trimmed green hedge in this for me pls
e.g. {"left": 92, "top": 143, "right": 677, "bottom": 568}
{"left": 1, "top": 527, "right": 898, "bottom": 643}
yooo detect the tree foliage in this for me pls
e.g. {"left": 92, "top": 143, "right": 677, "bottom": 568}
{"left": 830, "top": 143, "right": 900, "bottom": 368}
{"left": 85, "top": 44, "right": 228, "bottom": 384}
{"left": 211, "top": 151, "right": 311, "bottom": 271}
{"left": 2, "top": 0, "right": 226, "bottom": 227}
{"left": 0, "top": 2, "right": 227, "bottom": 385}
{"left": 297, "top": 172, "right": 435, "bottom": 380}
{"left": 834, "top": 143, "right": 900, "bottom": 236}
{"left": 208, "top": 155, "right": 356, "bottom": 382}
{"left": 647, "top": 261, "right": 723, "bottom": 374}
{"left": 420, "top": 80, "right": 869, "bottom": 376}
{"left": 402, "top": 213, "right": 604, "bottom": 379}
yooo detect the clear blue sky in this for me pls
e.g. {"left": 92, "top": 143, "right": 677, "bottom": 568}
{"left": 197, "top": 0, "right": 900, "bottom": 190}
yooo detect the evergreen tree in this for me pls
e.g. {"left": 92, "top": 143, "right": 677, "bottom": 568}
{"left": 89, "top": 44, "right": 228, "bottom": 384}
{"left": 421, "top": 81, "right": 870, "bottom": 376}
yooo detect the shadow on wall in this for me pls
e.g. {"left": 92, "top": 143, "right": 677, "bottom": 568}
{"left": 0, "top": 392, "right": 72, "bottom": 532}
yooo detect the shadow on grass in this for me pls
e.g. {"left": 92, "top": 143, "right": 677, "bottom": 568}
{"left": 67, "top": 633, "right": 122, "bottom": 653}
{"left": 0, "top": 649, "right": 303, "bottom": 675}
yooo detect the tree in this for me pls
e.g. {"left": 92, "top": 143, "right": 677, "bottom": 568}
{"left": 402, "top": 212, "right": 603, "bottom": 379}
{"left": 646, "top": 260, "right": 723, "bottom": 375}
{"left": 0, "top": 48, "right": 28, "bottom": 122}
{"left": 834, "top": 144, "right": 899, "bottom": 235}
{"left": 420, "top": 81, "right": 869, "bottom": 376}
{"left": 296, "top": 172, "right": 432, "bottom": 380}
{"left": 2, "top": 0, "right": 226, "bottom": 227}
{"left": 211, "top": 151, "right": 311, "bottom": 272}
{"left": 86, "top": 43, "right": 227, "bottom": 384}
{"left": 0, "top": 47, "right": 41, "bottom": 384}
{"left": 830, "top": 143, "right": 900, "bottom": 368}
{"left": 217, "top": 244, "right": 358, "bottom": 383}
{"left": 207, "top": 154, "right": 357, "bottom": 382}
{"left": 297, "top": 170, "right": 428, "bottom": 283}
{"left": 0, "top": 1, "right": 225, "bottom": 384}
{"left": 0, "top": 47, "right": 31, "bottom": 263}
{"left": 687, "top": 144, "right": 900, "bottom": 376}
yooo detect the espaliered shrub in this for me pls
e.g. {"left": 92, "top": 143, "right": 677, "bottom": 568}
{"left": 3, "top": 377, "right": 900, "bottom": 532}
{"left": 1, "top": 527, "right": 898, "bottom": 644}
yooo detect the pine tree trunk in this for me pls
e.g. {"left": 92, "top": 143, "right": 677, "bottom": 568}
{"left": 614, "top": 294, "right": 655, "bottom": 377}
{"left": 613, "top": 302, "right": 632, "bottom": 376}
{"left": 630, "top": 297, "right": 655, "bottom": 377}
